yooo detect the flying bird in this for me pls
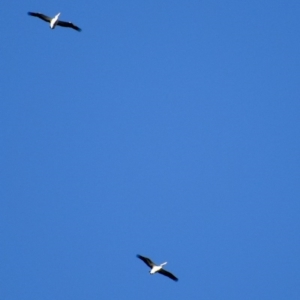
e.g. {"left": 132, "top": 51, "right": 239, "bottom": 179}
{"left": 137, "top": 254, "right": 178, "bottom": 281}
{"left": 28, "top": 12, "right": 81, "bottom": 32}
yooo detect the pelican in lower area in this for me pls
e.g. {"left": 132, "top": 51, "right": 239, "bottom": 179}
{"left": 28, "top": 12, "right": 81, "bottom": 32}
{"left": 137, "top": 254, "right": 178, "bottom": 281}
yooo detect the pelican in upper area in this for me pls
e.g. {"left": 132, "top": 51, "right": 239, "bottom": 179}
{"left": 137, "top": 254, "right": 178, "bottom": 281}
{"left": 28, "top": 12, "right": 81, "bottom": 32}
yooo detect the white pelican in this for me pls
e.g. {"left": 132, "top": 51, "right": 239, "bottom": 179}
{"left": 137, "top": 254, "right": 178, "bottom": 281}
{"left": 28, "top": 12, "right": 81, "bottom": 32}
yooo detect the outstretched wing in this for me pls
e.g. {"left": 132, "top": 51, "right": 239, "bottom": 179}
{"left": 158, "top": 269, "right": 178, "bottom": 281}
{"left": 28, "top": 12, "right": 51, "bottom": 23}
{"left": 57, "top": 20, "right": 81, "bottom": 32}
{"left": 136, "top": 255, "right": 155, "bottom": 268}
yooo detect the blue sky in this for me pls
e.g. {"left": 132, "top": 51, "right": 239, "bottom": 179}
{"left": 1, "top": 0, "right": 300, "bottom": 299}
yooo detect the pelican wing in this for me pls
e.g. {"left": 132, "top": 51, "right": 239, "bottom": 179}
{"left": 158, "top": 269, "right": 178, "bottom": 281}
{"left": 56, "top": 20, "right": 81, "bottom": 32}
{"left": 28, "top": 12, "right": 51, "bottom": 23}
{"left": 136, "top": 255, "right": 155, "bottom": 268}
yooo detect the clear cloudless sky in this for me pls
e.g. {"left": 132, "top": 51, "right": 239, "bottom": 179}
{"left": 1, "top": 0, "right": 299, "bottom": 299}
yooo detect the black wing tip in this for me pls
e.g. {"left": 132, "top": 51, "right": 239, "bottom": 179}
{"left": 136, "top": 254, "right": 148, "bottom": 262}
{"left": 70, "top": 23, "right": 82, "bottom": 32}
{"left": 27, "top": 12, "right": 41, "bottom": 17}
{"left": 167, "top": 274, "right": 179, "bottom": 282}
{"left": 137, "top": 254, "right": 149, "bottom": 260}
{"left": 158, "top": 269, "right": 179, "bottom": 281}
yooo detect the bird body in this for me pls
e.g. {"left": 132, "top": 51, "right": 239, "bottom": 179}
{"left": 28, "top": 12, "right": 81, "bottom": 32}
{"left": 50, "top": 13, "right": 61, "bottom": 29}
{"left": 137, "top": 255, "right": 178, "bottom": 281}
{"left": 149, "top": 262, "right": 167, "bottom": 274}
